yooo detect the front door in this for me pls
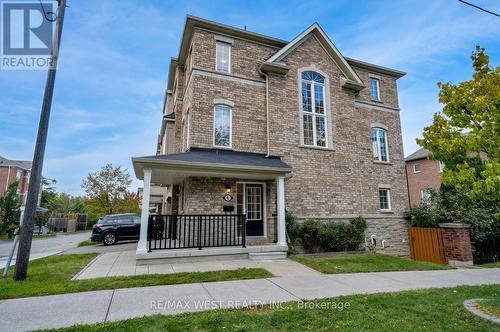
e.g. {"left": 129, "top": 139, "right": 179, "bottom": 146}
{"left": 240, "top": 184, "right": 264, "bottom": 237}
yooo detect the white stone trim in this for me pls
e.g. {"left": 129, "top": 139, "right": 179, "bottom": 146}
{"left": 214, "top": 34, "right": 234, "bottom": 44}
{"left": 371, "top": 122, "right": 388, "bottom": 130}
{"left": 213, "top": 98, "right": 235, "bottom": 108}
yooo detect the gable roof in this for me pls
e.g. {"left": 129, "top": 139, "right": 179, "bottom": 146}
{"left": 0, "top": 155, "right": 32, "bottom": 170}
{"left": 166, "top": 16, "right": 405, "bottom": 92}
{"left": 405, "top": 148, "right": 430, "bottom": 162}
{"left": 264, "top": 23, "right": 364, "bottom": 90}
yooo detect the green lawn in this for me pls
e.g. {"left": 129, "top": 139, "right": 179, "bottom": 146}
{"left": 0, "top": 233, "right": 56, "bottom": 241}
{"left": 291, "top": 253, "right": 451, "bottom": 274}
{"left": 51, "top": 285, "right": 500, "bottom": 331}
{"left": 77, "top": 240, "right": 100, "bottom": 247}
{"left": 0, "top": 254, "right": 272, "bottom": 300}
{"left": 475, "top": 298, "right": 500, "bottom": 318}
{"left": 479, "top": 261, "right": 500, "bottom": 268}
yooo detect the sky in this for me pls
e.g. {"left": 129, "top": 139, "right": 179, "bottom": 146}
{"left": 0, "top": 0, "right": 499, "bottom": 195}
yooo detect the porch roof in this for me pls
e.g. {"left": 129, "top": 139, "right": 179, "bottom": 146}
{"left": 132, "top": 147, "right": 292, "bottom": 182}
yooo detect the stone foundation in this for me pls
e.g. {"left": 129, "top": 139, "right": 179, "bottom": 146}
{"left": 296, "top": 216, "right": 410, "bottom": 257}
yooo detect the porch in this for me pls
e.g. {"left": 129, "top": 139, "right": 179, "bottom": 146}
{"left": 132, "top": 148, "right": 292, "bottom": 262}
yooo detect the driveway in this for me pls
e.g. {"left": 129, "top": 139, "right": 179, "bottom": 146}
{"left": 0, "top": 231, "right": 91, "bottom": 266}
{"left": 63, "top": 240, "right": 138, "bottom": 254}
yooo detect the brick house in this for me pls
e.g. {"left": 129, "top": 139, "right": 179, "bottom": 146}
{"left": 132, "top": 16, "right": 410, "bottom": 261}
{"left": 0, "top": 155, "right": 32, "bottom": 205}
{"left": 405, "top": 148, "right": 442, "bottom": 207}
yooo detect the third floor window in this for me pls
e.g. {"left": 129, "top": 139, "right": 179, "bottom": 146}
{"left": 215, "top": 42, "right": 231, "bottom": 73}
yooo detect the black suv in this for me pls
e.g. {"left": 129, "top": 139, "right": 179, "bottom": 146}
{"left": 91, "top": 213, "right": 141, "bottom": 245}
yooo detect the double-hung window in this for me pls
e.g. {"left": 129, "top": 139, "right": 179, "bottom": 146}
{"left": 215, "top": 42, "right": 231, "bottom": 73}
{"left": 301, "top": 71, "right": 327, "bottom": 147}
{"left": 370, "top": 78, "right": 380, "bottom": 101}
{"left": 379, "top": 188, "right": 391, "bottom": 211}
{"left": 213, "top": 105, "right": 232, "bottom": 148}
{"left": 372, "top": 128, "right": 389, "bottom": 162}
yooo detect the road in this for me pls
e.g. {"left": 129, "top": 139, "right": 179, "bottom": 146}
{"left": 0, "top": 231, "right": 91, "bottom": 266}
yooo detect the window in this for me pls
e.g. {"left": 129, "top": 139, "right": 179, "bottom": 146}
{"left": 16, "top": 170, "right": 21, "bottom": 180}
{"left": 439, "top": 162, "right": 444, "bottom": 173}
{"left": 379, "top": 188, "right": 391, "bottom": 211}
{"left": 301, "top": 71, "right": 327, "bottom": 147}
{"left": 413, "top": 163, "right": 421, "bottom": 173}
{"left": 370, "top": 78, "right": 380, "bottom": 101}
{"left": 215, "top": 41, "right": 230, "bottom": 73}
{"left": 372, "top": 128, "right": 388, "bottom": 162}
{"left": 421, "top": 188, "right": 432, "bottom": 202}
{"left": 213, "top": 105, "right": 231, "bottom": 147}
{"left": 183, "top": 109, "right": 190, "bottom": 151}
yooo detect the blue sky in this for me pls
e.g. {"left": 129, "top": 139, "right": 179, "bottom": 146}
{"left": 1, "top": 0, "right": 499, "bottom": 195}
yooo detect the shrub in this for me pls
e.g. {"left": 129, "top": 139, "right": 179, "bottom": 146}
{"left": 300, "top": 220, "right": 323, "bottom": 253}
{"left": 298, "top": 217, "right": 367, "bottom": 253}
{"left": 285, "top": 212, "right": 301, "bottom": 243}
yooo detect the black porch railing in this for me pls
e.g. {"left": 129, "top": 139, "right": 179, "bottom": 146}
{"left": 148, "top": 214, "right": 246, "bottom": 251}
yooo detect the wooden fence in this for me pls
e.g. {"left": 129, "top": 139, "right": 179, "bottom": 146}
{"left": 409, "top": 227, "right": 446, "bottom": 264}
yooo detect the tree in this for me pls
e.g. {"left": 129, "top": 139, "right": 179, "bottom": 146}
{"left": 40, "top": 178, "right": 57, "bottom": 210}
{"left": 417, "top": 46, "right": 500, "bottom": 209}
{"left": 81, "top": 164, "right": 132, "bottom": 215}
{"left": 0, "top": 181, "right": 21, "bottom": 237}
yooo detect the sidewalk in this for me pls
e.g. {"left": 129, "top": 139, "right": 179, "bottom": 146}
{"left": 73, "top": 251, "right": 321, "bottom": 279}
{"left": 1, "top": 268, "right": 499, "bottom": 331}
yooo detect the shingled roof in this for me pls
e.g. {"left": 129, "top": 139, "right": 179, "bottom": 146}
{"left": 405, "top": 148, "right": 429, "bottom": 162}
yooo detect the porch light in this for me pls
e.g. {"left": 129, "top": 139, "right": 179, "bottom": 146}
{"left": 225, "top": 184, "right": 231, "bottom": 194}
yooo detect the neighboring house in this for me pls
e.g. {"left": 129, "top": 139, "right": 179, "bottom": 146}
{"left": 405, "top": 148, "right": 442, "bottom": 207}
{"left": 0, "top": 155, "right": 32, "bottom": 205}
{"left": 132, "top": 16, "right": 410, "bottom": 260}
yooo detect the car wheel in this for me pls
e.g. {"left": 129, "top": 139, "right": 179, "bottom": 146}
{"left": 103, "top": 232, "right": 117, "bottom": 246}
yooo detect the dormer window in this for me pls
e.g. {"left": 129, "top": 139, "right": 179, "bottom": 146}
{"left": 301, "top": 71, "right": 327, "bottom": 147}
{"left": 215, "top": 41, "right": 231, "bottom": 73}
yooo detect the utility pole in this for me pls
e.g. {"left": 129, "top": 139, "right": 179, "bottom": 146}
{"left": 14, "top": 0, "right": 67, "bottom": 280}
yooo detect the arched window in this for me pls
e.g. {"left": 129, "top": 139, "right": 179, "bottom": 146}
{"left": 371, "top": 127, "right": 389, "bottom": 162}
{"left": 301, "top": 71, "right": 327, "bottom": 147}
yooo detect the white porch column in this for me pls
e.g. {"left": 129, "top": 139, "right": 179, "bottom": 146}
{"left": 137, "top": 169, "right": 152, "bottom": 254}
{"left": 276, "top": 176, "right": 287, "bottom": 247}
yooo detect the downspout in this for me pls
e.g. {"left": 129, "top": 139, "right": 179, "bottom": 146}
{"left": 259, "top": 68, "right": 270, "bottom": 157}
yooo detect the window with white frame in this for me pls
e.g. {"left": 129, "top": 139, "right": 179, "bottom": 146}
{"left": 378, "top": 188, "right": 391, "bottom": 211}
{"left": 421, "top": 188, "right": 432, "bottom": 202}
{"left": 301, "top": 71, "right": 327, "bottom": 147}
{"left": 215, "top": 42, "right": 230, "bottom": 73}
{"left": 372, "top": 128, "right": 388, "bottom": 162}
{"left": 370, "top": 78, "right": 380, "bottom": 101}
{"left": 413, "top": 163, "right": 422, "bottom": 173}
{"left": 183, "top": 109, "right": 190, "bottom": 151}
{"left": 213, "top": 105, "right": 231, "bottom": 148}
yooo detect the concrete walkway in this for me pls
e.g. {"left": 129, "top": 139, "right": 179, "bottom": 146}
{"left": 73, "top": 251, "right": 321, "bottom": 279}
{"left": 1, "top": 268, "right": 499, "bottom": 331}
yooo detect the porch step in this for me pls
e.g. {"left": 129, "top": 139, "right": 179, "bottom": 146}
{"left": 248, "top": 251, "right": 287, "bottom": 261}
{"left": 136, "top": 245, "right": 287, "bottom": 265}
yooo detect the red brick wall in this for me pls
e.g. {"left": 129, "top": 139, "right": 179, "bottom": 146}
{"left": 440, "top": 225, "right": 473, "bottom": 263}
{"left": 0, "top": 166, "right": 29, "bottom": 203}
{"left": 405, "top": 158, "right": 441, "bottom": 207}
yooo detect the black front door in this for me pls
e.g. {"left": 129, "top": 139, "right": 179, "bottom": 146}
{"left": 245, "top": 184, "right": 264, "bottom": 236}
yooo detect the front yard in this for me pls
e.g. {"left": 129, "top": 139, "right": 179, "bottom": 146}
{"left": 0, "top": 254, "right": 271, "bottom": 300}
{"left": 52, "top": 284, "right": 500, "bottom": 331}
{"left": 291, "top": 253, "right": 451, "bottom": 274}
